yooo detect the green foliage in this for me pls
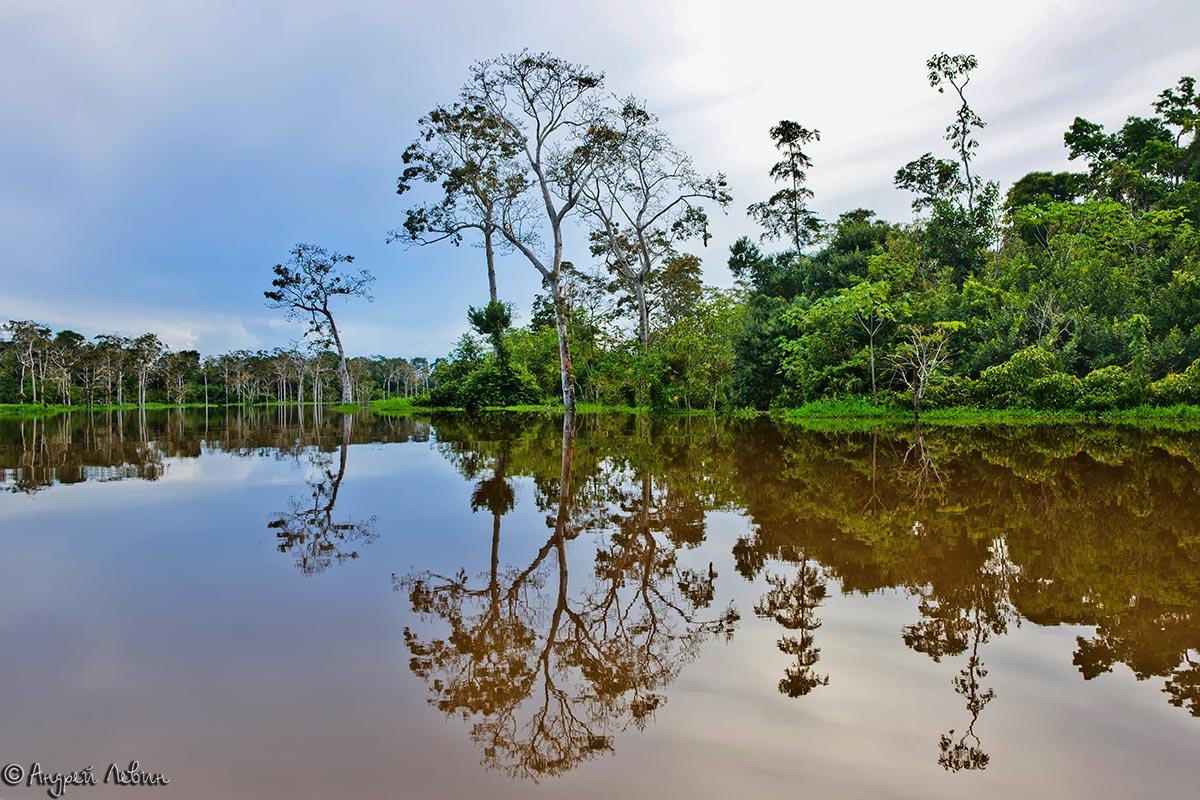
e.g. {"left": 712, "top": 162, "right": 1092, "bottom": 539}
{"left": 976, "top": 347, "right": 1061, "bottom": 408}
{"left": 923, "top": 374, "right": 975, "bottom": 409}
{"left": 1149, "top": 360, "right": 1200, "bottom": 405}
{"left": 457, "top": 359, "right": 543, "bottom": 410}
{"left": 1028, "top": 373, "right": 1084, "bottom": 410}
{"left": 1080, "top": 366, "right": 1143, "bottom": 411}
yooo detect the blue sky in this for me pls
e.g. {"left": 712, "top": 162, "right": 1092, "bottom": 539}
{"left": 3, "top": 0, "right": 1199, "bottom": 357}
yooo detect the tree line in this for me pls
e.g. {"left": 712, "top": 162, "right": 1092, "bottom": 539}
{"left": 6, "top": 51, "right": 1198, "bottom": 415}
{"left": 397, "top": 51, "right": 1200, "bottom": 415}
{"left": 0, "top": 320, "right": 437, "bottom": 408}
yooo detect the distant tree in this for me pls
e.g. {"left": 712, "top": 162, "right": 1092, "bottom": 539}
{"left": 1064, "top": 74, "right": 1199, "bottom": 219}
{"left": 654, "top": 253, "right": 705, "bottom": 327}
{"left": 801, "top": 209, "right": 895, "bottom": 296}
{"left": 158, "top": 349, "right": 199, "bottom": 405}
{"left": 93, "top": 334, "right": 131, "bottom": 405}
{"left": 747, "top": 120, "right": 822, "bottom": 252}
{"left": 129, "top": 333, "right": 164, "bottom": 408}
{"left": 2, "top": 321, "right": 51, "bottom": 404}
{"left": 264, "top": 243, "right": 375, "bottom": 405}
{"left": 1004, "top": 171, "right": 1087, "bottom": 214}
{"left": 47, "top": 329, "right": 85, "bottom": 404}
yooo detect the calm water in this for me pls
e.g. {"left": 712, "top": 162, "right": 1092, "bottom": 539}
{"left": 1, "top": 408, "right": 1198, "bottom": 798}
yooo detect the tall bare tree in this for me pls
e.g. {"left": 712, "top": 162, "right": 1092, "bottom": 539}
{"left": 891, "top": 324, "right": 957, "bottom": 420}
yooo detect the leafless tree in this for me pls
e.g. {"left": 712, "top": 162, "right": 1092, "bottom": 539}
{"left": 891, "top": 324, "right": 956, "bottom": 420}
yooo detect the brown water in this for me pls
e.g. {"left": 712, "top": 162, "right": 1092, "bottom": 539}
{"left": 1, "top": 408, "right": 1198, "bottom": 799}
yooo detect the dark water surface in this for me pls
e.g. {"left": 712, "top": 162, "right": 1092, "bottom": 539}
{"left": 1, "top": 408, "right": 1198, "bottom": 799}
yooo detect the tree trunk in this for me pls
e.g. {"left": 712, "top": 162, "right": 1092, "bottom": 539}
{"left": 326, "top": 312, "right": 353, "bottom": 405}
{"left": 484, "top": 213, "right": 499, "bottom": 306}
{"left": 868, "top": 334, "right": 877, "bottom": 399}
{"left": 635, "top": 276, "right": 650, "bottom": 351}
{"left": 550, "top": 277, "right": 576, "bottom": 416}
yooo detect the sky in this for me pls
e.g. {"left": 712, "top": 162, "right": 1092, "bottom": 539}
{"left": 2, "top": 0, "right": 1199, "bottom": 357}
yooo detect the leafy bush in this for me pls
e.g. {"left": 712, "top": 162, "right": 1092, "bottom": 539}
{"left": 457, "top": 361, "right": 543, "bottom": 410}
{"left": 975, "top": 347, "right": 1060, "bottom": 408}
{"left": 1029, "top": 373, "right": 1084, "bottom": 410}
{"left": 1150, "top": 359, "right": 1200, "bottom": 405}
{"left": 1079, "top": 365, "right": 1142, "bottom": 411}
{"left": 923, "top": 374, "right": 976, "bottom": 409}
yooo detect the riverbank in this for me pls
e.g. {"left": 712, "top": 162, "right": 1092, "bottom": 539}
{"left": 7, "top": 397, "right": 1200, "bottom": 430}
{"left": 773, "top": 398, "right": 1200, "bottom": 432}
{"left": 366, "top": 396, "right": 1200, "bottom": 429}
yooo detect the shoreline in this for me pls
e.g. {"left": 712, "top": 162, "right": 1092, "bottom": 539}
{"left": 6, "top": 398, "right": 1200, "bottom": 430}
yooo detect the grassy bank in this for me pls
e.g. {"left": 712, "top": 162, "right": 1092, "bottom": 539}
{"left": 7, "top": 397, "right": 1200, "bottom": 430}
{"left": 777, "top": 398, "right": 1200, "bottom": 430}
{"left": 367, "top": 396, "right": 1200, "bottom": 432}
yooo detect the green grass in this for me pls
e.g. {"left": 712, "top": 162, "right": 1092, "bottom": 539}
{"left": 6, "top": 396, "right": 1199, "bottom": 430}
{"left": 0, "top": 403, "right": 79, "bottom": 419}
{"left": 776, "top": 399, "right": 1200, "bottom": 430}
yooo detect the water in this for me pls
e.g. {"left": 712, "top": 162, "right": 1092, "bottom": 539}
{"left": 1, "top": 408, "right": 1197, "bottom": 798}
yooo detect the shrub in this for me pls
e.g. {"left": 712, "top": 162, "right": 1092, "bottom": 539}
{"left": 1079, "top": 365, "right": 1142, "bottom": 411}
{"left": 1029, "top": 373, "right": 1084, "bottom": 410}
{"left": 1150, "top": 360, "right": 1200, "bottom": 405}
{"left": 975, "top": 347, "right": 1061, "bottom": 408}
{"left": 457, "top": 361, "right": 543, "bottom": 410}
{"left": 923, "top": 374, "right": 976, "bottom": 409}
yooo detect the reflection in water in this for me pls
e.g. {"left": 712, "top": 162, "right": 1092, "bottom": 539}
{"left": 411, "top": 415, "right": 1200, "bottom": 779}
{"left": 755, "top": 563, "right": 829, "bottom": 698}
{"left": 0, "top": 405, "right": 429, "bottom": 495}
{"left": 398, "top": 415, "right": 738, "bottom": 779}
{"left": 269, "top": 414, "right": 379, "bottom": 575}
{"left": 4, "top": 409, "right": 1200, "bottom": 787}
{"left": 0, "top": 412, "right": 165, "bottom": 492}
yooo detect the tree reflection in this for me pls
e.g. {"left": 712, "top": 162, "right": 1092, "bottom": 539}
{"left": 398, "top": 415, "right": 737, "bottom": 780}
{"left": 755, "top": 564, "right": 829, "bottom": 697}
{"left": 269, "top": 413, "right": 378, "bottom": 575}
